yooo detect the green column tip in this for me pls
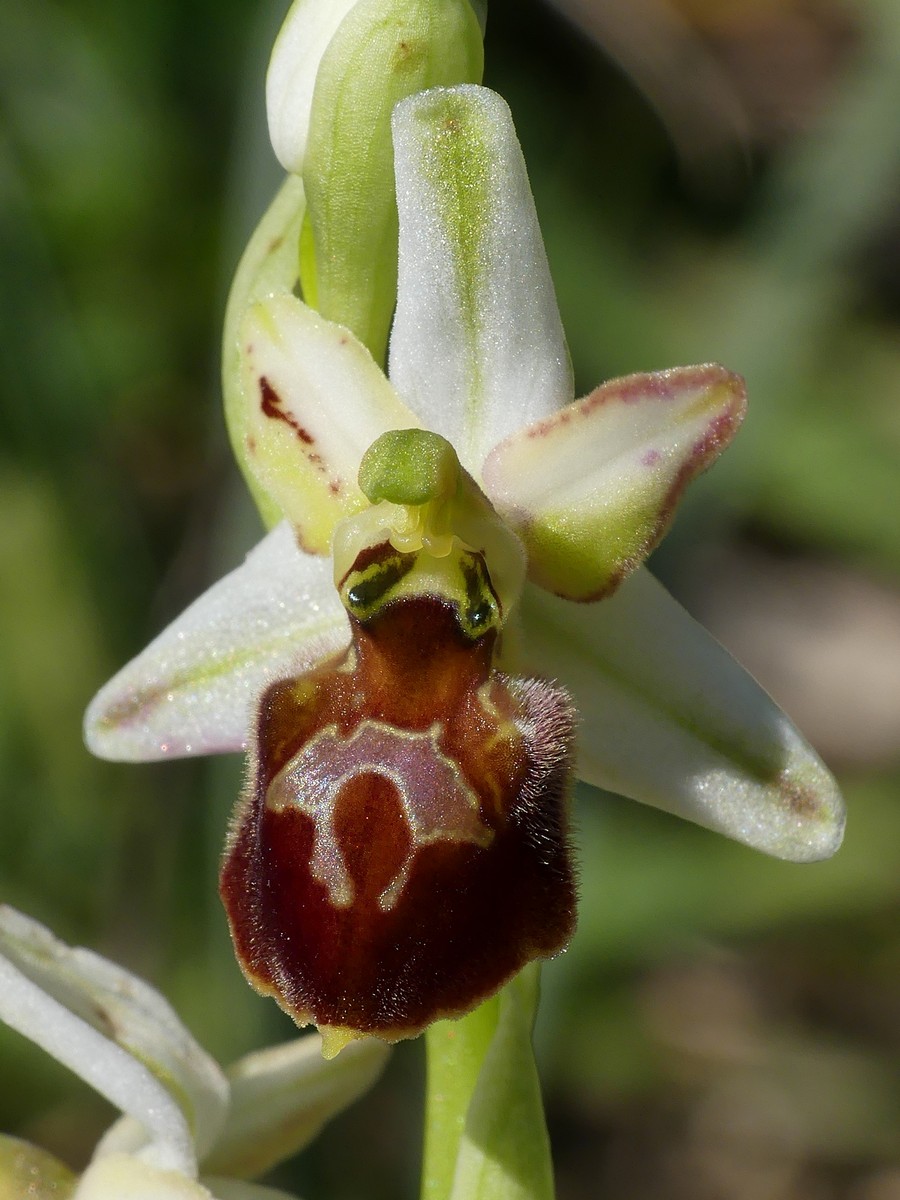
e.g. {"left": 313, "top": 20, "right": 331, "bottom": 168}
{"left": 359, "top": 429, "right": 460, "bottom": 506}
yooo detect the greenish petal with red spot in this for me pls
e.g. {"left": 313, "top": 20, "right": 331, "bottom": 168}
{"left": 483, "top": 364, "right": 747, "bottom": 601}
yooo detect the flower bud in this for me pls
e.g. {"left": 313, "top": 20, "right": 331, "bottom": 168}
{"left": 299, "top": 0, "right": 484, "bottom": 362}
{"left": 266, "top": 0, "right": 360, "bottom": 176}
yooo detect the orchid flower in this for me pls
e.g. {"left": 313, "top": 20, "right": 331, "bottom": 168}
{"left": 0, "top": 906, "right": 388, "bottom": 1198}
{"left": 85, "top": 83, "right": 844, "bottom": 1057}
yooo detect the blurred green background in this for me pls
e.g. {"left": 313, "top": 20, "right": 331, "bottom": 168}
{"left": 2, "top": 0, "right": 899, "bottom": 1196}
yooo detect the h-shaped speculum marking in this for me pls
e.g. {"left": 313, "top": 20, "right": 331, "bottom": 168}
{"left": 266, "top": 718, "right": 493, "bottom": 911}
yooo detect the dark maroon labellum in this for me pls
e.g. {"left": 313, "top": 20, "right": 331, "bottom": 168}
{"left": 221, "top": 544, "right": 577, "bottom": 1046}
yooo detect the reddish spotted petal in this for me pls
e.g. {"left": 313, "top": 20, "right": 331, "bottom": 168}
{"left": 483, "top": 364, "right": 746, "bottom": 600}
{"left": 238, "top": 296, "right": 420, "bottom": 553}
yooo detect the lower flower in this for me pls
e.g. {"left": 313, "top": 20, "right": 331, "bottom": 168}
{"left": 0, "top": 907, "right": 389, "bottom": 1198}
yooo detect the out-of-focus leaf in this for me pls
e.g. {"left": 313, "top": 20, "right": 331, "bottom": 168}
{"left": 203, "top": 1035, "right": 389, "bottom": 1178}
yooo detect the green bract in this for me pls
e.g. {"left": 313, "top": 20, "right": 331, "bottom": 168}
{"left": 423, "top": 965, "right": 553, "bottom": 1200}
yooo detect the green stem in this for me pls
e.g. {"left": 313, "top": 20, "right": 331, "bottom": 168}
{"left": 423, "top": 993, "right": 500, "bottom": 1199}
{"left": 422, "top": 966, "right": 555, "bottom": 1200}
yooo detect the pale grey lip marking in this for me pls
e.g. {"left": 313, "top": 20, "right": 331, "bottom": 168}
{"left": 267, "top": 720, "right": 492, "bottom": 911}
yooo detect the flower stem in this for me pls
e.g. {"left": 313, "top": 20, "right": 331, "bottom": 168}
{"left": 421, "top": 965, "right": 555, "bottom": 1200}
